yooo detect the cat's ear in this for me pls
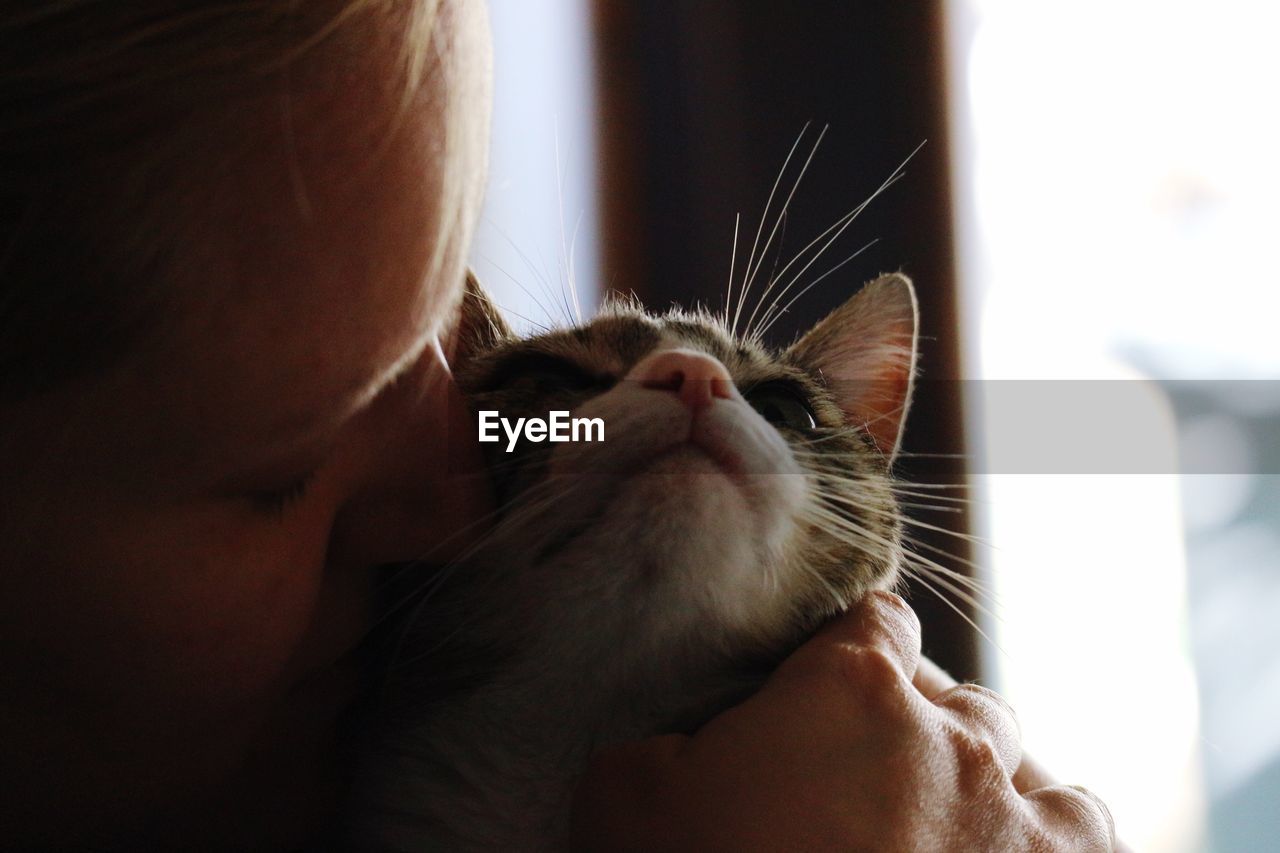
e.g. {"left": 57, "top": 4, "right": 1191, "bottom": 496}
{"left": 455, "top": 269, "right": 513, "bottom": 360}
{"left": 786, "top": 273, "right": 919, "bottom": 461}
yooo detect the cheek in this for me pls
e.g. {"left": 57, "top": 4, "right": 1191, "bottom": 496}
{"left": 157, "top": 515, "right": 333, "bottom": 690}
{"left": 7, "top": 502, "right": 335, "bottom": 718}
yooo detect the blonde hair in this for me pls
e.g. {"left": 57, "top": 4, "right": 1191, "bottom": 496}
{"left": 0, "top": 0, "right": 444, "bottom": 398}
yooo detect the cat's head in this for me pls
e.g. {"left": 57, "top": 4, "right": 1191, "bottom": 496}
{"left": 449, "top": 271, "right": 918, "bottom": 667}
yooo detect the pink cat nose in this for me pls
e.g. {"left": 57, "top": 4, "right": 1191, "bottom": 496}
{"left": 627, "top": 348, "right": 737, "bottom": 410}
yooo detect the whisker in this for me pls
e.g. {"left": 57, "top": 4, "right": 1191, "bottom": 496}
{"left": 534, "top": 241, "right": 573, "bottom": 328}
{"left": 723, "top": 212, "right": 742, "bottom": 325}
{"left": 892, "top": 452, "right": 972, "bottom": 460}
{"left": 791, "top": 550, "right": 855, "bottom": 613}
{"left": 891, "top": 482, "right": 975, "bottom": 490}
{"left": 733, "top": 124, "right": 809, "bottom": 337}
{"left": 801, "top": 497, "right": 996, "bottom": 613}
{"left": 900, "top": 555, "right": 994, "bottom": 617}
{"left": 554, "top": 126, "right": 583, "bottom": 325}
{"left": 902, "top": 516, "right": 992, "bottom": 549}
{"left": 733, "top": 123, "right": 816, "bottom": 338}
{"left": 476, "top": 257, "right": 560, "bottom": 330}
{"left": 738, "top": 126, "right": 828, "bottom": 339}
{"left": 897, "top": 501, "right": 963, "bottom": 514}
{"left": 745, "top": 141, "right": 924, "bottom": 339}
{"left": 482, "top": 222, "right": 575, "bottom": 326}
{"left": 891, "top": 488, "right": 974, "bottom": 506}
{"left": 751, "top": 239, "right": 878, "bottom": 341}
{"left": 897, "top": 533, "right": 994, "bottom": 594}
{"left": 566, "top": 209, "right": 586, "bottom": 324}
{"left": 497, "top": 304, "right": 558, "bottom": 335}
{"left": 811, "top": 484, "right": 991, "bottom": 549}
{"left": 898, "top": 563, "right": 1005, "bottom": 656}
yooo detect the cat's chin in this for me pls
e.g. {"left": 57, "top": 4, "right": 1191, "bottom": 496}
{"left": 635, "top": 441, "right": 739, "bottom": 480}
{"left": 542, "top": 392, "right": 807, "bottom": 548}
{"left": 621, "top": 444, "right": 756, "bottom": 534}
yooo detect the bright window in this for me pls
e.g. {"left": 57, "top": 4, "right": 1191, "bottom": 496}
{"left": 948, "top": 1, "right": 1280, "bottom": 849}
{"left": 470, "top": 0, "right": 601, "bottom": 327}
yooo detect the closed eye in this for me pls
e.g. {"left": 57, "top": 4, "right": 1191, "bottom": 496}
{"left": 245, "top": 468, "right": 318, "bottom": 518}
{"left": 481, "top": 351, "right": 613, "bottom": 393}
{"left": 743, "top": 380, "right": 817, "bottom": 430}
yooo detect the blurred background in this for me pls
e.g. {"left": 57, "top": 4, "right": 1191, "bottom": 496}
{"left": 471, "top": 2, "right": 1279, "bottom": 849}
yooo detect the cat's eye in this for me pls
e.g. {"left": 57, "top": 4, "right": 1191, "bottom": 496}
{"left": 744, "top": 382, "right": 816, "bottom": 430}
{"left": 488, "top": 352, "right": 609, "bottom": 393}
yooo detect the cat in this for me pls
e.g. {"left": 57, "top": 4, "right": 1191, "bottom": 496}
{"left": 347, "top": 269, "right": 920, "bottom": 851}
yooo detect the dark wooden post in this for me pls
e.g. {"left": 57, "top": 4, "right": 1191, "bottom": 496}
{"left": 592, "top": 0, "right": 979, "bottom": 681}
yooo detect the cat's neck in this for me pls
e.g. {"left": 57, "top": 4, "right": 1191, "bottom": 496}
{"left": 356, "top": 586, "right": 760, "bottom": 852}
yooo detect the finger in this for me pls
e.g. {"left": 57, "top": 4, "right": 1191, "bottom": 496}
{"left": 1011, "top": 752, "right": 1057, "bottom": 794}
{"left": 1022, "top": 784, "right": 1116, "bottom": 852}
{"left": 765, "top": 592, "right": 922, "bottom": 721}
{"left": 911, "top": 654, "right": 958, "bottom": 700}
{"left": 812, "top": 590, "right": 922, "bottom": 681}
{"left": 932, "top": 683, "right": 1021, "bottom": 777}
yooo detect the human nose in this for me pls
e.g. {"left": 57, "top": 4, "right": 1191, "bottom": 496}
{"left": 329, "top": 339, "right": 495, "bottom": 570}
{"left": 626, "top": 348, "right": 738, "bottom": 410}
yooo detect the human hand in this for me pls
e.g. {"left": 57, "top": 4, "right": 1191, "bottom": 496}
{"left": 913, "top": 651, "right": 1131, "bottom": 852}
{"left": 569, "top": 591, "right": 1116, "bottom": 851}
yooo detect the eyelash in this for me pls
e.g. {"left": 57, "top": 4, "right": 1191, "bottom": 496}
{"left": 247, "top": 470, "right": 317, "bottom": 518}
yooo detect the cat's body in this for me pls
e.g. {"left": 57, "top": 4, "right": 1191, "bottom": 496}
{"left": 349, "top": 273, "right": 920, "bottom": 851}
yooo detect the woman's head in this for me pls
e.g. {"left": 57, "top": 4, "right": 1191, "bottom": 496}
{"left": 1, "top": 0, "right": 480, "bottom": 395}
{"left": 0, "top": 0, "right": 493, "bottom": 845}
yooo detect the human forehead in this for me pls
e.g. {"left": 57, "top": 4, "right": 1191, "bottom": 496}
{"left": 94, "top": 22, "right": 483, "bottom": 477}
